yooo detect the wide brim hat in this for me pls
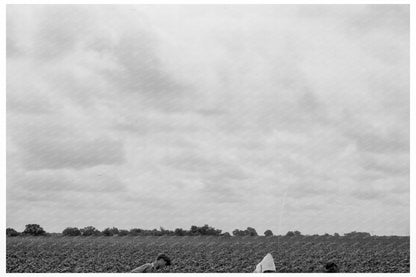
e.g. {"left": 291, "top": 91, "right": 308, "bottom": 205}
{"left": 254, "top": 253, "right": 276, "bottom": 273}
{"left": 157, "top": 253, "right": 172, "bottom": 266}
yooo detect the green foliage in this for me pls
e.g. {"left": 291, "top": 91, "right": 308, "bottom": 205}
{"left": 189, "top": 225, "right": 222, "bottom": 236}
{"left": 6, "top": 236, "right": 410, "bottom": 273}
{"left": 62, "top": 227, "right": 81, "bottom": 236}
{"left": 174, "top": 228, "right": 187, "bottom": 236}
{"left": 286, "top": 231, "right": 302, "bottom": 237}
{"left": 102, "top": 227, "right": 119, "bottom": 236}
{"left": 129, "top": 228, "right": 143, "bottom": 236}
{"left": 6, "top": 228, "right": 20, "bottom": 237}
{"left": 233, "top": 227, "right": 258, "bottom": 237}
{"left": 264, "top": 230, "right": 274, "bottom": 237}
{"left": 118, "top": 230, "right": 129, "bottom": 236}
{"left": 80, "top": 226, "right": 101, "bottom": 236}
{"left": 344, "top": 231, "right": 371, "bottom": 238}
{"left": 23, "top": 224, "right": 46, "bottom": 236}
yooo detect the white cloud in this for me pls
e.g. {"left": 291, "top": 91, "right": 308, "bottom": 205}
{"left": 6, "top": 5, "right": 409, "bottom": 235}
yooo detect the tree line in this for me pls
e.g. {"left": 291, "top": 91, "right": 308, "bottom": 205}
{"left": 6, "top": 224, "right": 373, "bottom": 238}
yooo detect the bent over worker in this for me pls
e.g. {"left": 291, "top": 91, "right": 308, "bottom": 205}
{"left": 130, "top": 253, "right": 172, "bottom": 273}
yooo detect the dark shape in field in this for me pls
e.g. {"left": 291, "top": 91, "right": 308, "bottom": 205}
{"left": 130, "top": 253, "right": 172, "bottom": 273}
{"left": 324, "top": 262, "right": 339, "bottom": 273}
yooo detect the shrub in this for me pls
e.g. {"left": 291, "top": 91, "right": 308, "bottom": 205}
{"left": 233, "top": 229, "right": 245, "bottom": 236}
{"left": 286, "top": 231, "right": 295, "bottom": 237}
{"left": 62, "top": 227, "right": 81, "bottom": 236}
{"left": 118, "top": 229, "right": 129, "bottom": 236}
{"left": 233, "top": 227, "right": 258, "bottom": 236}
{"left": 264, "top": 230, "right": 274, "bottom": 237}
{"left": 110, "top": 227, "right": 119, "bottom": 235}
{"left": 286, "top": 230, "right": 302, "bottom": 237}
{"left": 174, "top": 228, "right": 187, "bottom": 236}
{"left": 246, "top": 227, "right": 258, "bottom": 236}
{"left": 102, "top": 227, "right": 119, "bottom": 236}
{"left": 221, "top": 232, "right": 231, "bottom": 237}
{"left": 188, "top": 225, "right": 222, "bottom": 236}
{"left": 102, "top": 228, "right": 113, "bottom": 236}
{"left": 80, "top": 226, "right": 100, "bottom": 236}
{"left": 6, "top": 228, "right": 20, "bottom": 237}
{"left": 344, "top": 231, "right": 371, "bottom": 238}
{"left": 23, "top": 224, "right": 46, "bottom": 236}
{"left": 129, "top": 228, "right": 143, "bottom": 236}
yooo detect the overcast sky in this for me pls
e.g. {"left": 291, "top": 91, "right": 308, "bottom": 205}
{"left": 6, "top": 5, "right": 409, "bottom": 235}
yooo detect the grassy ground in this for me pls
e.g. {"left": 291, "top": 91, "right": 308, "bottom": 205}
{"left": 6, "top": 235, "right": 410, "bottom": 273}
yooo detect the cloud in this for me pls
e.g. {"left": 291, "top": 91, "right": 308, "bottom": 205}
{"left": 6, "top": 5, "right": 409, "bottom": 235}
{"left": 19, "top": 137, "right": 124, "bottom": 170}
{"left": 359, "top": 152, "right": 409, "bottom": 176}
{"left": 350, "top": 187, "right": 384, "bottom": 200}
{"left": 9, "top": 115, "right": 126, "bottom": 170}
{"left": 14, "top": 170, "right": 126, "bottom": 193}
{"left": 345, "top": 123, "right": 409, "bottom": 154}
{"left": 287, "top": 181, "right": 337, "bottom": 199}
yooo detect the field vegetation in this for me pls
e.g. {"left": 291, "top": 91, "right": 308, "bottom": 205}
{"left": 7, "top": 235, "right": 409, "bottom": 273}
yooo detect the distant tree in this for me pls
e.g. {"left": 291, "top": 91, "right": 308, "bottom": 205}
{"left": 264, "top": 230, "right": 274, "bottom": 237}
{"left": 286, "top": 231, "right": 295, "bottom": 237}
{"left": 110, "top": 227, "right": 119, "bottom": 235}
{"left": 174, "top": 228, "right": 186, "bottom": 236}
{"left": 129, "top": 228, "right": 143, "bottom": 236}
{"left": 159, "top": 227, "right": 167, "bottom": 236}
{"left": 233, "top": 229, "right": 244, "bottom": 236}
{"left": 190, "top": 225, "right": 200, "bottom": 236}
{"left": 23, "top": 224, "right": 46, "bottom": 236}
{"left": 334, "top": 233, "right": 340, "bottom": 237}
{"left": 323, "top": 233, "right": 330, "bottom": 237}
{"left": 232, "top": 228, "right": 258, "bottom": 236}
{"left": 102, "top": 228, "right": 113, "bottom": 236}
{"left": 221, "top": 232, "right": 231, "bottom": 237}
{"left": 118, "top": 229, "right": 129, "bottom": 236}
{"left": 188, "top": 225, "right": 222, "bottom": 236}
{"left": 294, "top": 230, "right": 302, "bottom": 236}
{"left": 80, "top": 226, "right": 100, "bottom": 236}
{"left": 102, "top": 227, "right": 119, "bottom": 236}
{"left": 47, "top": 232, "right": 62, "bottom": 237}
{"left": 151, "top": 228, "right": 162, "bottom": 236}
{"left": 344, "top": 231, "right": 371, "bottom": 238}
{"left": 6, "top": 228, "right": 20, "bottom": 237}
{"left": 246, "top": 227, "right": 258, "bottom": 236}
{"left": 159, "top": 227, "right": 175, "bottom": 236}
{"left": 62, "top": 227, "right": 81, "bottom": 236}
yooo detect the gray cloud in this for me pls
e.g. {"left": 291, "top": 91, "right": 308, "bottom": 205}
{"left": 347, "top": 127, "right": 409, "bottom": 155}
{"left": 287, "top": 181, "right": 337, "bottom": 199}
{"left": 17, "top": 136, "right": 125, "bottom": 170}
{"left": 15, "top": 171, "right": 126, "bottom": 193}
{"left": 6, "top": 5, "right": 409, "bottom": 235}
{"left": 199, "top": 180, "right": 243, "bottom": 204}
{"left": 350, "top": 187, "right": 384, "bottom": 200}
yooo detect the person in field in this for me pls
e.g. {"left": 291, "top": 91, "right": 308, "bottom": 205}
{"left": 323, "top": 262, "right": 339, "bottom": 273}
{"left": 253, "top": 253, "right": 276, "bottom": 273}
{"left": 130, "top": 253, "right": 172, "bottom": 273}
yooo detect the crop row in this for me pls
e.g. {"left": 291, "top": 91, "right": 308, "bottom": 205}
{"left": 6, "top": 236, "right": 410, "bottom": 273}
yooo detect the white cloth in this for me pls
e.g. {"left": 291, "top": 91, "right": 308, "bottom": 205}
{"left": 254, "top": 253, "right": 276, "bottom": 273}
